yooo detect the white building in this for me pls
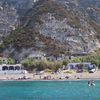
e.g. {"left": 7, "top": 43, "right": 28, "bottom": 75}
{"left": 66, "top": 62, "right": 95, "bottom": 71}
{"left": 0, "top": 64, "right": 28, "bottom": 74}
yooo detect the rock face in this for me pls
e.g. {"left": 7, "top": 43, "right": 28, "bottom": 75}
{"left": 0, "top": 1, "right": 18, "bottom": 43}
{"left": 0, "top": 0, "right": 100, "bottom": 60}
{"left": 32, "top": 0, "right": 100, "bottom": 52}
{"left": 0, "top": 0, "right": 33, "bottom": 14}
{"left": 38, "top": 13, "right": 98, "bottom": 52}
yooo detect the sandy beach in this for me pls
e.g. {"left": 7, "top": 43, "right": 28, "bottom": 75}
{"left": 0, "top": 70, "right": 100, "bottom": 81}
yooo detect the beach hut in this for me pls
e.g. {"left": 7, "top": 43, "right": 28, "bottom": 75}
{"left": 0, "top": 64, "right": 28, "bottom": 74}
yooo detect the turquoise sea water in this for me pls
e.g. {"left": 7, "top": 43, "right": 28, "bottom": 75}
{"left": 0, "top": 81, "right": 100, "bottom": 100}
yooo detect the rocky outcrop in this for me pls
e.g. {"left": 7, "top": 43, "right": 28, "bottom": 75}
{"left": 32, "top": 0, "right": 100, "bottom": 52}
{"left": 0, "top": 1, "right": 18, "bottom": 43}
{"left": 0, "top": 0, "right": 100, "bottom": 60}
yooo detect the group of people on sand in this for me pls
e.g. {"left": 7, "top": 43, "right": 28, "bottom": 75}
{"left": 88, "top": 80, "right": 95, "bottom": 86}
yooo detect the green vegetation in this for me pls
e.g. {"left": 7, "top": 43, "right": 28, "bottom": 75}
{"left": 7, "top": 58, "right": 15, "bottom": 64}
{"left": 1, "top": 27, "right": 69, "bottom": 57}
{"left": 21, "top": 59, "right": 62, "bottom": 72}
{"left": 0, "top": 57, "right": 15, "bottom": 64}
{"left": 0, "top": 51, "right": 99, "bottom": 72}
{"left": 3, "top": 28, "right": 38, "bottom": 50}
{"left": 63, "top": 51, "right": 100, "bottom": 69}
{"left": 20, "top": 51, "right": 100, "bottom": 72}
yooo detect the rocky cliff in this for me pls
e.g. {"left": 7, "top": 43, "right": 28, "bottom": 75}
{"left": 0, "top": 0, "right": 100, "bottom": 60}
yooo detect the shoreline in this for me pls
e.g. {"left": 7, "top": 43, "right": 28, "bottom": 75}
{"left": 0, "top": 78, "right": 100, "bottom": 82}
{"left": 0, "top": 70, "right": 100, "bottom": 82}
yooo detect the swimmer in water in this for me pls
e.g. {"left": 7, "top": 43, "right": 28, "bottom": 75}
{"left": 88, "top": 80, "right": 91, "bottom": 86}
{"left": 88, "top": 80, "right": 95, "bottom": 86}
{"left": 91, "top": 80, "right": 95, "bottom": 86}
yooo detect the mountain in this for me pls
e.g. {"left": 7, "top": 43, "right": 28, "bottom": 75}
{"left": 0, "top": 0, "right": 100, "bottom": 60}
